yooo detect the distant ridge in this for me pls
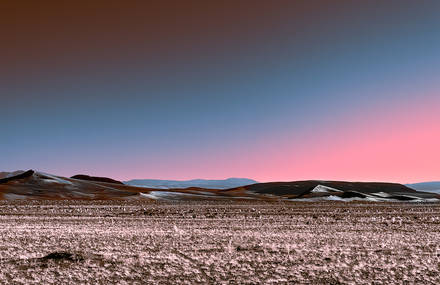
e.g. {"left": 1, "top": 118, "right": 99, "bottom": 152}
{"left": 71, "top": 174, "right": 124, "bottom": 185}
{"left": 124, "top": 178, "right": 257, "bottom": 189}
{"left": 407, "top": 182, "right": 440, "bottom": 194}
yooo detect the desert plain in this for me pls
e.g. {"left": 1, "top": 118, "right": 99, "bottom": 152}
{"left": 0, "top": 200, "right": 439, "bottom": 284}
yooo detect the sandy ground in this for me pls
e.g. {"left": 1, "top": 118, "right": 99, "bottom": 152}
{"left": 0, "top": 200, "right": 439, "bottom": 284}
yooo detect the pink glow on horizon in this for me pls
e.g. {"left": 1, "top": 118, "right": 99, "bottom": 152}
{"left": 252, "top": 96, "right": 440, "bottom": 183}
{"left": 69, "top": 94, "right": 439, "bottom": 184}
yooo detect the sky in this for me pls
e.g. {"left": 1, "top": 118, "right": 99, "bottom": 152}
{"left": 1, "top": 1, "right": 439, "bottom": 183}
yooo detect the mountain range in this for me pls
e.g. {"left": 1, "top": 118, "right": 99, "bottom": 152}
{"left": 406, "top": 182, "right": 440, "bottom": 194}
{"left": 0, "top": 170, "right": 439, "bottom": 202}
{"left": 124, "top": 178, "right": 257, "bottom": 189}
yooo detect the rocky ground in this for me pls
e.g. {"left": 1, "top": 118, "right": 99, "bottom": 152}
{"left": 0, "top": 200, "right": 439, "bottom": 284}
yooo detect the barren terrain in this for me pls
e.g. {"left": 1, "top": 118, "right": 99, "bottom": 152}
{"left": 2, "top": 171, "right": 439, "bottom": 203}
{"left": 0, "top": 201, "right": 439, "bottom": 284}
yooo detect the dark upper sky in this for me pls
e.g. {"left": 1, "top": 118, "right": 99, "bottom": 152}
{"left": 2, "top": 1, "right": 440, "bottom": 182}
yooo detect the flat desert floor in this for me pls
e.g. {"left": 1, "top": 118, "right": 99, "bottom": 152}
{"left": 0, "top": 201, "right": 439, "bottom": 284}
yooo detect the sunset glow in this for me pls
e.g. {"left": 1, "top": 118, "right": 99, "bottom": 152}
{"left": 2, "top": 1, "right": 439, "bottom": 183}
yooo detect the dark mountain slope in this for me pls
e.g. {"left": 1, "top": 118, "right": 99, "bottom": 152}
{"left": 71, "top": 174, "right": 124, "bottom": 185}
{"left": 230, "top": 180, "right": 414, "bottom": 195}
{"left": 0, "top": 170, "right": 35, "bottom": 184}
{"left": 224, "top": 180, "right": 437, "bottom": 200}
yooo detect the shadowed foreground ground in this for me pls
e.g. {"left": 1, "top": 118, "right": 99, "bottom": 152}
{"left": 0, "top": 201, "right": 439, "bottom": 284}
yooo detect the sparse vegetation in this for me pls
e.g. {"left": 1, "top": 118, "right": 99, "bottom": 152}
{"left": 0, "top": 201, "right": 439, "bottom": 284}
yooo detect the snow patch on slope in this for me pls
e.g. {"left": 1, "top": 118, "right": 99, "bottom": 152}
{"left": 139, "top": 191, "right": 208, "bottom": 200}
{"left": 37, "top": 172, "right": 73, "bottom": 185}
{"left": 3, "top": 193, "right": 28, "bottom": 200}
{"left": 311, "top": 185, "right": 343, "bottom": 193}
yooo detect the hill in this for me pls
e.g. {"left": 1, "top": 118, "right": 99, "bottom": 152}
{"left": 71, "top": 174, "right": 124, "bottom": 185}
{"left": 0, "top": 170, "right": 438, "bottom": 202}
{"left": 224, "top": 180, "right": 439, "bottom": 201}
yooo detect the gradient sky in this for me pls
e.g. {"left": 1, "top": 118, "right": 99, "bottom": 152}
{"left": 1, "top": 1, "right": 439, "bottom": 183}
